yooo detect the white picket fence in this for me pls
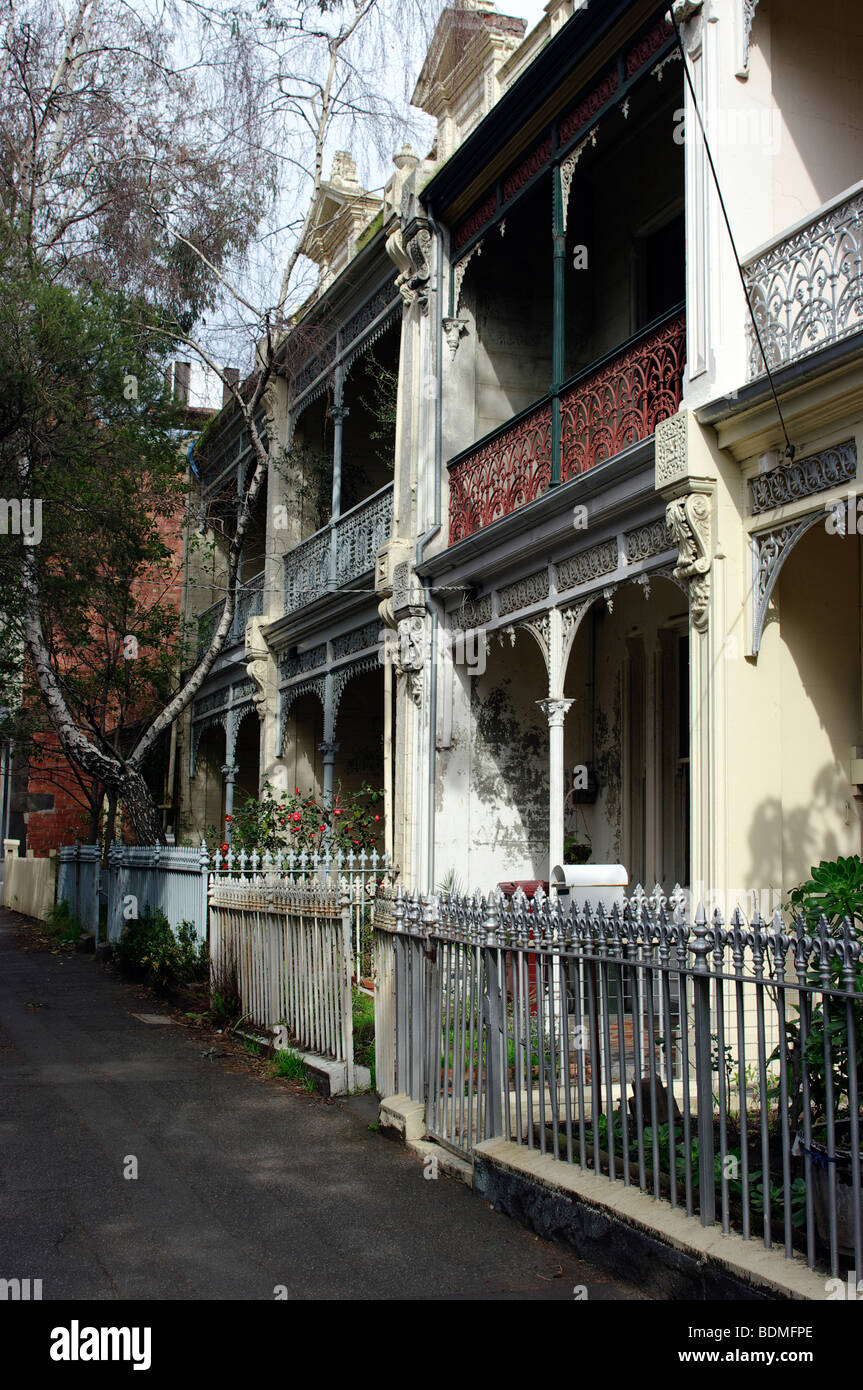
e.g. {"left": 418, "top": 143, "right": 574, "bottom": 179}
{"left": 56, "top": 842, "right": 395, "bottom": 968}
{"left": 209, "top": 877, "right": 356, "bottom": 1088}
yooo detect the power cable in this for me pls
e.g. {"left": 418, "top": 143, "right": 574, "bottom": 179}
{"left": 670, "top": 13, "right": 795, "bottom": 461}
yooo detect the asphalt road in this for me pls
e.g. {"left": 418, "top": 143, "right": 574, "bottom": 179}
{"left": 0, "top": 910, "right": 648, "bottom": 1302}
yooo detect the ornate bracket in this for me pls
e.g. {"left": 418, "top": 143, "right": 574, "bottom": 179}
{"left": 452, "top": 239, "right": 483, "bottom": 317}
{"left": 559, "top": 131, "right": 597, "bottom": 234}
{"left": 665, "top": 489, "right": 713, "bottom": 632}
{"left": 751, "top": 513, "right": 822, "bottom": 656}
{"left": 442, "top": 315, "right": 470, "bottom": 358}
{"left": 394, "top": 614, "right": 425, "bottom": 706}
{"left": 737, "top": 0, "right": 759, "bottom": 79}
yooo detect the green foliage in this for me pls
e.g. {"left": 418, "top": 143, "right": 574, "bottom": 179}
{"left": 223, "top": 779, "right": 385, "bottom": 854}
{"left": 272, "top": 1049, "right": 308, "bottom": 1081}
{"left": 783, "top": 857, "right": 863, "bottom": 1130}
{"left": 788, "top": 854, "right": 863, "bottom": 933}
{"left": 44, "top": 899, "right": 84, "bottom": 946}
{"left": 0, "top": 243, "right": 191, "bottom": 832}
{"left": 115, "top": 908, "right": 206, "bottom": 990}
{"left": 352, "top": 987, "right": 376, "bottom": 1091}
{"left": 209, "top": 961, "right": 242, "bottom": 1026}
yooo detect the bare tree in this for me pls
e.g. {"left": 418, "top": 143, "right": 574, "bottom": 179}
{"left": 1, "top": 0, "right": 439, "bottom": 841}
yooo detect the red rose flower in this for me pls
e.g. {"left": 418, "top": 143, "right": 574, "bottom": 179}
{"left": 224, "top": 814, "right": 231, "bottom": 822}
{"left": 221, "top": 843, "right": 229, "bottom": 854}
{"left": 292, "top": 811, "right": 302, "bottom": 821}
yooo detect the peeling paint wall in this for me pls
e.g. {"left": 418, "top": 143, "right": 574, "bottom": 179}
{"left": 436, "top": 631, "right": 549, "bottom": 891}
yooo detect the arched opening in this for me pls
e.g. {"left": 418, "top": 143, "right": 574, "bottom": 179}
{"left": 333, "top": 666, "right": 385, "bottom": 816}
{"left": 189, "top": 721, "right": 227, "bottom": 842}
{"left": 437, "top": 627, "right": 549, "bottom": 890}
{"left": 563, "top": 577, "right": 690, "bottom": 888}
{"left": 281, "top": 691, "right": 325, "bottom": 799}
{"left": 233, "top": 710, "right": 261, "bottom": 810}
{"left": 743, "top": 523, "right": 863, "bottom": 894}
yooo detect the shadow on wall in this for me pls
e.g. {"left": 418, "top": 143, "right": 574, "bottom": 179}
{"left": 470, "top": 632, "right": 549, "bottom": 872}
{"left": 746, "top": 762, "right": 855, "bottom": 900}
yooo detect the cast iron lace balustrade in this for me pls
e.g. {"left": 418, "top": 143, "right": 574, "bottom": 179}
{"left": 743, "top": 185, "right": 863, "bottom": 378}
{"left": 447, "top": 311, "right": 685, "bottom": 543}
{"left": 283, "top": 483, "right": 393, "bottom": 615}
{"left": 196, "top": 571, "right": 264, "bottom": 657}
{"left": 560, "top": 310, "right": 686, "bottom": 480}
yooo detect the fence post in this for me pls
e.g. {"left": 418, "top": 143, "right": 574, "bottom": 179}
{"left": 199, "top": 841, "right": 210, "bottom": 945}
{"left": 340, "top": 882, "right": 355, "bottom": 1092}
{"left": 691, "top": 900, "right": 716, "bottom": 1226}
{"left": 483, "top": 894, "right": 504, "bottom": 1140}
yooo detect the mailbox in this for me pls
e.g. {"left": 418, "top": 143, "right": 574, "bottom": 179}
{"left": 550, "top": 863, "right": 628, "bottom": 913}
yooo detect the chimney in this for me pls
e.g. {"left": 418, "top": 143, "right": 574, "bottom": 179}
{"left": 173, "top": 361, "right": 191, "bottom": 406}
{"left": 222, "top": 367, "right": 240, "bottom": 406}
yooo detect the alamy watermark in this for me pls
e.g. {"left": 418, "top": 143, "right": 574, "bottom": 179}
{"left": 0, "top": 498, "right": 42, "bottom": 545}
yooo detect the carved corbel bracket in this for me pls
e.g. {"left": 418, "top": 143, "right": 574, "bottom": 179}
{"left": 245, "top": 616, "right": 270, "bottom": 717}
{"left": 442, "top": 315, "right": 469, "bottom": 358}
{"left": 665, "top": 488, "right": 713, "bottom": 632}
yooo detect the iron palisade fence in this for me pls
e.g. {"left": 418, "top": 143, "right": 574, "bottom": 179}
{"left": 373, "top": 882, "right": 862, "bottom": 1279}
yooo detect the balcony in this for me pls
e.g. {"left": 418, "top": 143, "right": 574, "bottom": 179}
{"left": 744, "top": 183, "right": 863, "bottom": 379}
{"left": 283, "top": 483, "right": 393, "bottom": 616}
{"left": 448, "top": 310, "right": 686, "bottom": 545}
{"left": 196, "top": 571, "right": 264, "bottom": 658}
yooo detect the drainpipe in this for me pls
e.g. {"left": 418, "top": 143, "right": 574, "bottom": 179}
{"left": 416, "top": 213, "right": 445, "bottom": 894}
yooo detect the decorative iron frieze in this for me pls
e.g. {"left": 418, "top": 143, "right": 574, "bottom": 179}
{"left": 450, "top": 594, "right": 492, "bottom": 632}
{"left": 557, "top": 539, "right": 618, "bottom": 591}
{"left": 744, "top": 188, "right": 863, "bottom": 377}
{"left": 448, "top": 402, "right": 552, "bottom": 544}
{"left": 749, "top": 440, "right": 857, "bottom": 514}
{"left": 624, "top": 519, "right": 675, "bottom": 564}
{"left": 453, "top": 194, "right": 497, "bottom": 253}
{"left": 279, "top": 643, "right": 327, "bottom": 679}
{"left": 559, "top": 69, "right": 619, "bottom": 145}
{"left": 332, "top": 622, "right": 381, "bottom": 660}
{"left": 498, "top": 570, "right": 550, "bottom": 617}
{"left": 561, "top": 313, "right": 686, "bottom": 480}
{"left": 625, "top": 17, "right": 674, "bottom": 77}
{"left": 503, "top": 136, "right": 552, "bottom": 204}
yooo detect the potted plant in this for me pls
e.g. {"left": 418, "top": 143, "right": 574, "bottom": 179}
{"left": 784, "top": 856, "right": 863, "bottom": 1254}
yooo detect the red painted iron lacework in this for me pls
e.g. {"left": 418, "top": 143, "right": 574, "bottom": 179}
{"left": 453, "top": 194, "right": 498, "bottom": 253}
{"left": 624, "top": 18, "right": 674, "bottom": 78}
{"left": 448, "top": 403, "right": 552, "bottom": 544}
{"left": 447, "top": 313, "right": 685, "bottom": 543}
{"left": 559, "top": 69, "right": 619, "bottom": 145}
{"left": 561, "top": 313, "right": 685, "bottom": 481}
{"left": 502, "top": 136, "right": 553, "bottom": 203}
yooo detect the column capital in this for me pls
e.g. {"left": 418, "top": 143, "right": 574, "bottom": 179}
{"left": 318, "top": 741, "right": 340, "bottom": 762}
{"left": 220, "top": 763, "right": 239, "bottom": 782}
{"left": 537, "top": 697, "right": 574, "bottom": 728}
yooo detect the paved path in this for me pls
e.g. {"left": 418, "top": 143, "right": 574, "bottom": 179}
{"left": 0, "top": 911, "right": 648, "bottom": 1301}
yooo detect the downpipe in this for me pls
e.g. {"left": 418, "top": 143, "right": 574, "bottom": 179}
{"left": 416, "top": 213, "right": 445, "bottom": 895}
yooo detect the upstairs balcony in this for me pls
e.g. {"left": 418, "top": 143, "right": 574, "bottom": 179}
{"left": 448, "top": 308, "right": 686, "bottom": 544}
{"left": 744, "top": 181, "right": 863, "bottom": 379}
{"left": 283, "top": 482, "right": 393, "bottom": 616}
{"left": 196, "top": 570, "right": 264, "bottom": 659}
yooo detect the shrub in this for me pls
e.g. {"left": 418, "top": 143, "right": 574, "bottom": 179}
{"left": 218, "top": 779, "right": 384, "bottom": 855}
{"left": 44, "top": 899, "right": 84, "bottom": 946}
{"left": 116, "top": 908, "right": 206, "bottom": 990}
